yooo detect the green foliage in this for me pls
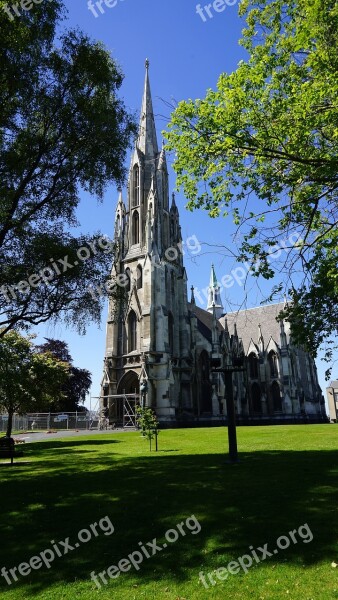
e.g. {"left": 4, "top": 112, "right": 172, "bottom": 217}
{"left": 136, "top": 405, "right": 160, "bottom": 451}
{"left": 36, "top": 338, "right": 92, "bottom": 412}
{"left": 0, "top": 1, "right": 136, "bottom": 335}
{"left": 165, "top": 0, "right": 338, "bottom": 368}
{"left": 0, "top": 329, "right": 69, "bottom": 435}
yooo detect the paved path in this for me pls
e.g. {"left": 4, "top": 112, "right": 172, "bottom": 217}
{"left": 11, "top": 428, "right": 136, "bottom": 443}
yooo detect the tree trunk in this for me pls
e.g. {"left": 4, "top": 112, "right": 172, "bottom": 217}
{"left": 6, "top": 409, "right": 13, "bottom": 438}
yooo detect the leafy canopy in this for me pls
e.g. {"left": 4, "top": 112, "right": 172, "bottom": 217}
{"left": 136, "top": 406, "right": 159, "bottom": 451}
{"left": 0, "top": 1, "right": 136, "bottom": 336}
{"left": 0, "top": 329, "right": 69, "bottom": 436}
{"left": 165, "top": 0, "right": 338, "bottom": 368}
{"left": 36, "top": 338, "right": 92, "bottom": 412}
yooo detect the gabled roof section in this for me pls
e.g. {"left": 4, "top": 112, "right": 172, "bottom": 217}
{"left": 219, "top": 302, "right": 285, "bottom": 354}
{"left": 188, "top": 302, "right": 224, "bottom": 343}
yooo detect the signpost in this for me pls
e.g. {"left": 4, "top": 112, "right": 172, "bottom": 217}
{"left": 211, "top": 356, "right": 245, "bottom": 464}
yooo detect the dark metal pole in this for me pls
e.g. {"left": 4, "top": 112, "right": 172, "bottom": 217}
{"left": 211, "top": 357, "right": 243, "bottom": 464}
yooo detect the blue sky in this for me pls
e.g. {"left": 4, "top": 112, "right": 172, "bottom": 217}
{"left": 35, "top": 0, "right": 333, "bottom": 409}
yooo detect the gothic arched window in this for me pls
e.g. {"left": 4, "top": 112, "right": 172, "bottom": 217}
{"left": 251, "top": 383, "right": 262, "bottom": 413}
{"left": 132, "top": 211, "right": 139, "bottom": 245}
{"left": 170, "top": 216, "right": 175, "bottom": 239}
{"left": 132, "top": 165, "right": 139, "bottom": 207}
{"left": 125, "top": 268, "right": 131, "bottom": 293}
{"left": 271, "top": 381, "right": 282, "bottom": 412}
{"left": 248, "top": 353, "right": 259, "bottom": 379}
{"left": 268, "top": 351, "right": 278, "bottom": 377}
{"left": 168, "top": 312, "right": 174, "bottom": 354}
{"left": 171, "top": 272, "right": 175, "bottom": 296}
{"left": 136, "top": 265, "right": 142, "bottom": 290}
{"left": 128, "top": 310, "right": 137, "bottom": 353}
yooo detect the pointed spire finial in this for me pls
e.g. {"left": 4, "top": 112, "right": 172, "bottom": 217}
{"left": 190, "top": 285, "right": 196, "bottom": 305}
{"left": 145, "top": 58, "right": 150, "bottom": 70}
{"left": 207, "top": 264, "right": 224, "bottom": 317}
{"left": 223, "top": 317, "right": 229, "bottom": 334}
{"left": 158, "top": 143, "right": 167, "bottom": 171}
{"left": 258, "top": 323, "right": 264, "bottom": 351}
{"left": 280, "top": 318, "right": 287, "bottom": 347}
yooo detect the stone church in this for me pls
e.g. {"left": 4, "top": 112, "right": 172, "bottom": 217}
{"left": 100, "top": 62, "right": 326, "bottom": 426}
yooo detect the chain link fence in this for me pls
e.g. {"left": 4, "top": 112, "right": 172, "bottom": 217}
{"left": 0, "top": 412, "right": 100, "bottom": 433}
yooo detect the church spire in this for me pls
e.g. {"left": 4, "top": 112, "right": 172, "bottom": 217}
{"left": 114, "top": 186, "right": 126, "bottom": 239}
{"left": 171, "top": 192, "right": 176, "bottom": 208}
{"left": 158, "top": 141, "right": 167, "bottom": 171}
{"left": 137, "top": 59, "right": 158, "bottom": 158}
{"left": 207, "top": 264, "right": 224, "bottom": 319}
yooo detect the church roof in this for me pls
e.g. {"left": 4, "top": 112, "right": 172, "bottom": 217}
{"left": 187, "top": 303, "right": 224, "bottom": 342}
{"left": 219, "top": 302, "right": 285, "bottom": 353}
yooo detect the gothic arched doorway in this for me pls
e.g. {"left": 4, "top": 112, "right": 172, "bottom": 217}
{"left": 117, "top": 371, "right": 139, "bottom": 395}
{"left": 199, "top": 351, "right": 212, "bottom": 413}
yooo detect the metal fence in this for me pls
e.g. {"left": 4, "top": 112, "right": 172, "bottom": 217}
{"left": 0, "top": 414, "right": 28, "bottom": 433}
{"left": 0, "top": 412, "right": 100, "bottom": 433}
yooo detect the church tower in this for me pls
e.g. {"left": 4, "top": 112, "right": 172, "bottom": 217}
{"left": 101, "top": 61, "right": 192, "bottom": 422}
{"left": 100, "top": 62, "right": 324, "bottom": 428}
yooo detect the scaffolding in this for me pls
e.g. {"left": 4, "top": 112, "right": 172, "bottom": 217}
{"left": 98, "top": 393, "right": 140, "bottom": 429}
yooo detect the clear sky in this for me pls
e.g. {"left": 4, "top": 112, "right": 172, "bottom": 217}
{"left": 34, "top": 0, "right": 333, "bottom": 409}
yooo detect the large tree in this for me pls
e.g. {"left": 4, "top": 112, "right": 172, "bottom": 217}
{"left": 0, "top": 330, "right": 69, "bottom": 437}
{"left": 165, "top": 0, "right": 338, "bottom": 369}
{"left": 36, "top": 339, "right": 92, "bottom": 412}
{"left": 0, "top": 1, "right": 136, "bottom": 336}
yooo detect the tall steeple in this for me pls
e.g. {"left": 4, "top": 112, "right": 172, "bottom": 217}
{"left": 127, "top": 60, "right": 172, "bottom": 253}
{"left": 137, "top": 59, "right": 158, "bottom": 159}
{"left": 207, "top": 264, "right": 224, "bottom": 319}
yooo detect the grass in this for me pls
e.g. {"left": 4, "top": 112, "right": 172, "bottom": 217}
{"left": 0, "top": 425, "right": 338, "bottom": 599}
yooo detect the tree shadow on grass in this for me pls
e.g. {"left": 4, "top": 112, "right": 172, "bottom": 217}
{"left": 0, "top": 461, "right": 32, "bottom": 468}
{"left": 0, "top": 448, "right": 337, "bottom": 595}
{"left": 24, "top": 439, "right": 122, "bottom": 451}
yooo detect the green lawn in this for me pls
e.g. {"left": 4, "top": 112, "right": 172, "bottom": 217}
{"left": 1, "top": 425, "right": 338, "bottom": 599}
